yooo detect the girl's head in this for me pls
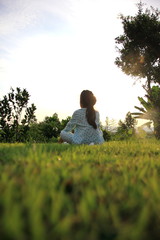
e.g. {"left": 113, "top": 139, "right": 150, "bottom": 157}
{"left": 80, "top": 90, "right": 97, "bottom": 129}
{"left": 80, "top": 90, "right": 96, "bottom": 108}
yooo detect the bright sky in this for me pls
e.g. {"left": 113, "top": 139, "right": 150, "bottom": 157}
{"left": 0, "top": 0, "right": 160, "bottom": 124}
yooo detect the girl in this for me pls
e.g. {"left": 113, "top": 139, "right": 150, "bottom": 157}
{"left": 60, "top": 90, "right": 104, "bottom": 144}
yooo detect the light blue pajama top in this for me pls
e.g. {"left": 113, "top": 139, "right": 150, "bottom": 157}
{"left": 60, "top": 108, "right": 104, "bottom": 144}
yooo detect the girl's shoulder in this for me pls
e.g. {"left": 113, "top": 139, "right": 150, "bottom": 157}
{"left": 72, "top": 108, "right": 86, "bottom": 118}
{"left": 73, "top": 108, "right": 86, "bottom": 114}
{"left": 74, "top": 108, "right": 99, "bottom": 114}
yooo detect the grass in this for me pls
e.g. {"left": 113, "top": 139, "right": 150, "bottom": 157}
{"left": 0, "top": 139, "right": 160, "bottom": 240}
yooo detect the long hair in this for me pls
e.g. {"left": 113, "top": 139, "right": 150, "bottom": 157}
{"left": 80, "top": 90, "right": 97, "bottom": 129}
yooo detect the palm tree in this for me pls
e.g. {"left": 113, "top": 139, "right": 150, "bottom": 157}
{"left": 132, "top": 86, "right": 160, "bottom": 139}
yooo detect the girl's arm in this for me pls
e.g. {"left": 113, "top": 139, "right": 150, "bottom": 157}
{"left": 61, "top": 110, "right": 79, "bottom": 132}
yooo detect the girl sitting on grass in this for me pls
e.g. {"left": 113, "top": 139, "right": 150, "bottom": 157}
{"left": 60, "top": 90, "right": 104, "bottom": 145}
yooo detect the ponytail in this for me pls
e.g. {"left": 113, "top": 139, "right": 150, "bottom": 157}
{"left": 80, "top": 90, "right": 97, "bottom": 129}
{"left": 86, "top": 105, "right": 97, "bottom": 129}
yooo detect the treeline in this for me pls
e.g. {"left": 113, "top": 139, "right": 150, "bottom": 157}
{"left": 0, "top": 87, "right": 72, "bottom": 143}
{"left": 0, "top": 87, "right": 142, "bottom": 143}
{"left": 0, "top": 113, "right": 71, "bottom": 143}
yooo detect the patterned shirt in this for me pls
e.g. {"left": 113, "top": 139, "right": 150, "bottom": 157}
{"left": 60, "top": 108, "right": 104, "bottom": 144}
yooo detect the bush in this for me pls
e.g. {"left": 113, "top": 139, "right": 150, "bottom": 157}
{"left": 102, "top": 129, "right": 112, "bottom": 141}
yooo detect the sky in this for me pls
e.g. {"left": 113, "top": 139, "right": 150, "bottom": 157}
{"left": 1, "top": 0, "right": 160, "bottom": 125}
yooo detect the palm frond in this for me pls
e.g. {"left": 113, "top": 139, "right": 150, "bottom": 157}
{"left": 134, "top": 106, "right": 146, "bottom": 113}
{"left": 131, "top": 112, "right": 151, "bottom": 120}
{"left": 138, "top": 97, "right": 151, "bottom": 110}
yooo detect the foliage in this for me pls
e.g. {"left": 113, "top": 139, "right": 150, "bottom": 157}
{"left": 27, "top": 123, "right": 48, "bottom": 143}
{"left": 116, "top": 112, "right": 137, "bottom": 140}
{"left": 132, "top": 85, "right": 160, "bottom": 138}
{"left": 27, "top": 115, "right": 71, "bottom": 143}
{"left": 115, "top": 2, "right": 160, "bottom": 139}
{"left": 39, "top": 113, "right": 61, "bottom": 139}
{"left": 115, "top": 2, "right": 160, "bottom": 89}
{"left": 0, "top": 87, "right": 36, "bottom": 142}
{"left": 101, "top": 129, "right": 112, "bottom": 141}
{"left": 0, "top": 87, "right": 72, "bottom": 143}
{"left": 0, "top": 140, "right": 160, "bottom": 240}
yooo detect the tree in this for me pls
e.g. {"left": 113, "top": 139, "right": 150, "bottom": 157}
{"left": 115, "top": 1, "right": 160, "bottom": 138}
{"left": 125, "top": 111, "right": 137, "bottom": 130}
{"left": 26, "top": 114, "right": 71, "bottom": 143}
{"left": 117, "top": 112, "right": 137, "bottom": 139}
{"left": 115, "top": 2, "right": 160, "bottom": 90}
{"left": 0, "top": 87, "right": 36, "bottom": 142}
{"left": 39, "top": 113, "right": 61, "bottom": 140}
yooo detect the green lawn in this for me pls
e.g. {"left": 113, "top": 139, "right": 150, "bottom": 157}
{"left": 0, "top": 139, "right": 160, "bottom": 240}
